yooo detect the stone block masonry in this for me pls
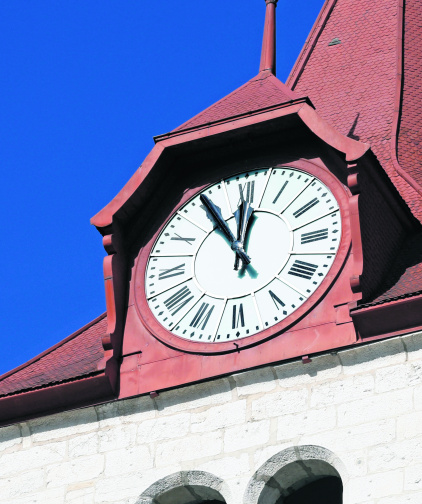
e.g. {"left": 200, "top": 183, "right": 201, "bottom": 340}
{"left": 0, "top": 331, "right": 421, "bottom": 504}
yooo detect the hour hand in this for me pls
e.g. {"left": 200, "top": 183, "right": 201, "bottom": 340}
{"left": 234, "top": 200, "right": 254, "bottom": 270}
{"left": 200, "top": 194, "right": 251, "bottom": 266}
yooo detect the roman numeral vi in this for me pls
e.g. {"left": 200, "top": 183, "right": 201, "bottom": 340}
{"left": 232, "top": 304, "right": 245, "bottom": 329}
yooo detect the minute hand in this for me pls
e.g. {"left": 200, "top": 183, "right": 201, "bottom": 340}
{"left": 200, "top": 194, "right": 251, "bottom": 266}
{"left": 234, "top": 200, "right": 254, "bottom": 270}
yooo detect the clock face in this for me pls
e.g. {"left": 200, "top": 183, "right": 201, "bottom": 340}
{"left": 144, "top": 166, "right": 342, "bottom": 344}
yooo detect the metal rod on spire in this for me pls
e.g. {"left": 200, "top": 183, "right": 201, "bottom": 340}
{"left": 259, "top": 0, "right": 278, "bottom": 75}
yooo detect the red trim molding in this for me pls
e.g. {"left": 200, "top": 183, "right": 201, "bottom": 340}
{"left": 351, "top": 293, "right": 422, "bottom": 339}
{"left": 91, "top": 102, "right": 368, "bottom": 231}
{"left": 0, "top": 369, "right": 117, "bottom": 427}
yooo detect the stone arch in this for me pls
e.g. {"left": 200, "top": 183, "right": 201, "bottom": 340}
{"left": 136, "top": 470, "right": 231, "bottom": 504}
{"left": 244, "top": 445, "right": 349, "bottom": 504}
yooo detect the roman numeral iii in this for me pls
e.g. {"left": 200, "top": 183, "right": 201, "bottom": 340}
{"left": 301, "top": 228, "right": 328, "bottom": 244}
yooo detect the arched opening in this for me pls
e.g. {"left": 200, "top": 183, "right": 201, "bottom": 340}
{"left": 244, "top": 446, "right": 346, "bottom": 504}
{"left": 283, "top": 476, "right": 342, "bottom": 504}
{"left": 153, "top": 485, "right": 225, "bottom": 504}
{"left": 136, "top": 471, "right": 229, "bottom": 504}
{"left": 259, "top": 459, "right": 342, "bottom": 504}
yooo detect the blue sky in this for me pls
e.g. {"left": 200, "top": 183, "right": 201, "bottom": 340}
{"left": 0, "top": 1, "right": 325, "bottom": 375}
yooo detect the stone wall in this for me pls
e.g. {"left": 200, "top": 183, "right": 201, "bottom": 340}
{"left": 0, "top": 332, "right": 421, "bottom": 504}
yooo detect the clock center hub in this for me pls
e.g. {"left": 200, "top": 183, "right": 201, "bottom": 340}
{"left": 194, "top": 211, "right": 291, "bottom": 298}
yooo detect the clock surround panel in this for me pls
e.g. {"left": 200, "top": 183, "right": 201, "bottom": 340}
{"left": 134, "top": 159, "right": 351, "bottom": 355}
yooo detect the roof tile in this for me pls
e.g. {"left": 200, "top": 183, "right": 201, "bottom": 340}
{"left": 0, "top": 314, "right": 107, "bottom": 396}
{"left": 366, "top": 232, "right": 422, "bottom": 304}
{"left": 173, "top": 71, "right": 303, "bottom": 132}
{"left": 288, "top": 0, "right": 422, "bottom": 222}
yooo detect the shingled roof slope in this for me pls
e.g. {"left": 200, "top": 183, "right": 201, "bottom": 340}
{"left": 367, "top": 232, "right": 422, "bottom": 305}
{"left": 173, "top": 71, "right": 304, "bottom": 132}
{"left": 3, "top": 0, "right": 422, "bottom": 404}
{"left": 287, "top": 0, "right": 422, "bottom": 222}
{"left": 397, "top": 0, "right": 422, "bottom": 193}
{"left": 0, "top": 314, "right": 107, "bottom": 397}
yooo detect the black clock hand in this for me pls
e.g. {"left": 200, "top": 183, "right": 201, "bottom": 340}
{"left": 200, "top": 194, "right": 251, "bottom": 267}
{"left": 233, "top": 200, "right": 254, "bottom": 271}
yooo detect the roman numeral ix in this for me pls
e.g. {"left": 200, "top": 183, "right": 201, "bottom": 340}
{"left": 189, "top": 302, "right": 215, "bottom": 330}
{"left": 171, "top": 234, "right": 195, "bottom": 245}
{"left": 164, "top": 286, "right": 194, "bottom": 316}
{"left": 158, "top": 263, "right": 185, "bottom": 280}
{"left": 288, "top": 260, "right": 318, "bottom": 280}
{"left": 301, "top": 228, "right": 328, "bottom": 244}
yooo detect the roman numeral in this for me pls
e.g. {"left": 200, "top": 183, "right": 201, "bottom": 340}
{"left": 189, "top": 302, "right": 215, "bottom": 330}
{"left": 171, "top": 233, "right": 195, "bottom": 245}
{"left": 238, "top": 181, "right": 255, "bottom": 204}
{"left": 164, "top": 286, "right": 194, "bottom": 316}
{"left": 158, "top": 263, "right": 185, "bottom": 280}
{"left": 269, "top": 290, "right": 285, "bottom": 310}
{"left": 288, "top": 260, "right": 318, "bottom": 280}
{"left": 272, "top": 181, "right": 289, "bottom": 204}
{"left": 301, "top": 228, "right": 328, "bottom": 244}
{"left": 293, "top": 197, "right": 319, "bottom": 218}
{"left": 232, "top": 303, "right": 245, "bottom": 329}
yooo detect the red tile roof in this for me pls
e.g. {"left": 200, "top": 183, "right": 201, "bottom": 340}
{"left": 368, "top": 232, "right": 422, "bottom": 305}
{"left": 0, "top": 314, "right": 107, "bottom": 397}
{"left": 4, "top": 0, "right": 422, "bottom": 406}
{"left": 397, "top": 0, "right": 422, "bottom": 194}
{"left": 287, "top": 0, "right": 422, "bottom": 222}
{"left": 173, "top": 71, "right": 303, "bottom": 132}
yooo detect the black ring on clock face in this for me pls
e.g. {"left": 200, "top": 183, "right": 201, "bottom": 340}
{"left": 143, "top": 166, "right": 342, "bottom": 344}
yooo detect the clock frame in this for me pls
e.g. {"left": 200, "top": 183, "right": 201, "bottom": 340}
{"left": 134, "top": 158, "right": 352, "bottom": 355}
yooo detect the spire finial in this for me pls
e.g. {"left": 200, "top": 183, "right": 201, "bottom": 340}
{"left": 259, "top": 0, "right": 278, "bottom": 75}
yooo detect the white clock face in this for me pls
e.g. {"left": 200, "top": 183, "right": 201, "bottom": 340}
{"left": 145, "top": 167, "right": 342, "bottom": 343}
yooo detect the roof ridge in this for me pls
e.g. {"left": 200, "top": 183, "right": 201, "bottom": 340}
{"left": 173, "top": 75, "right": 265, "bottom": 132}
{"left": 173, "top": 71, "right": 303, "bottom": 133}
{"left": 266, "top": 72, "right": 300, "bottom": 100}
{"left": 286, "top": 0, "right": 338, "bottom": 89}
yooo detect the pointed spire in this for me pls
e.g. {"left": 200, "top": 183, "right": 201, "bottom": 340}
{"left": 259, "top": 0, "right": 278, "bottom": 75}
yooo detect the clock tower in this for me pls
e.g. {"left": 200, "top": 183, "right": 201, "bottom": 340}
{"left": 90, "top": 0, "right": 410, "bottom": 399}
{"left": 1, "top": 2, "right": 422, "bottom": 503}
